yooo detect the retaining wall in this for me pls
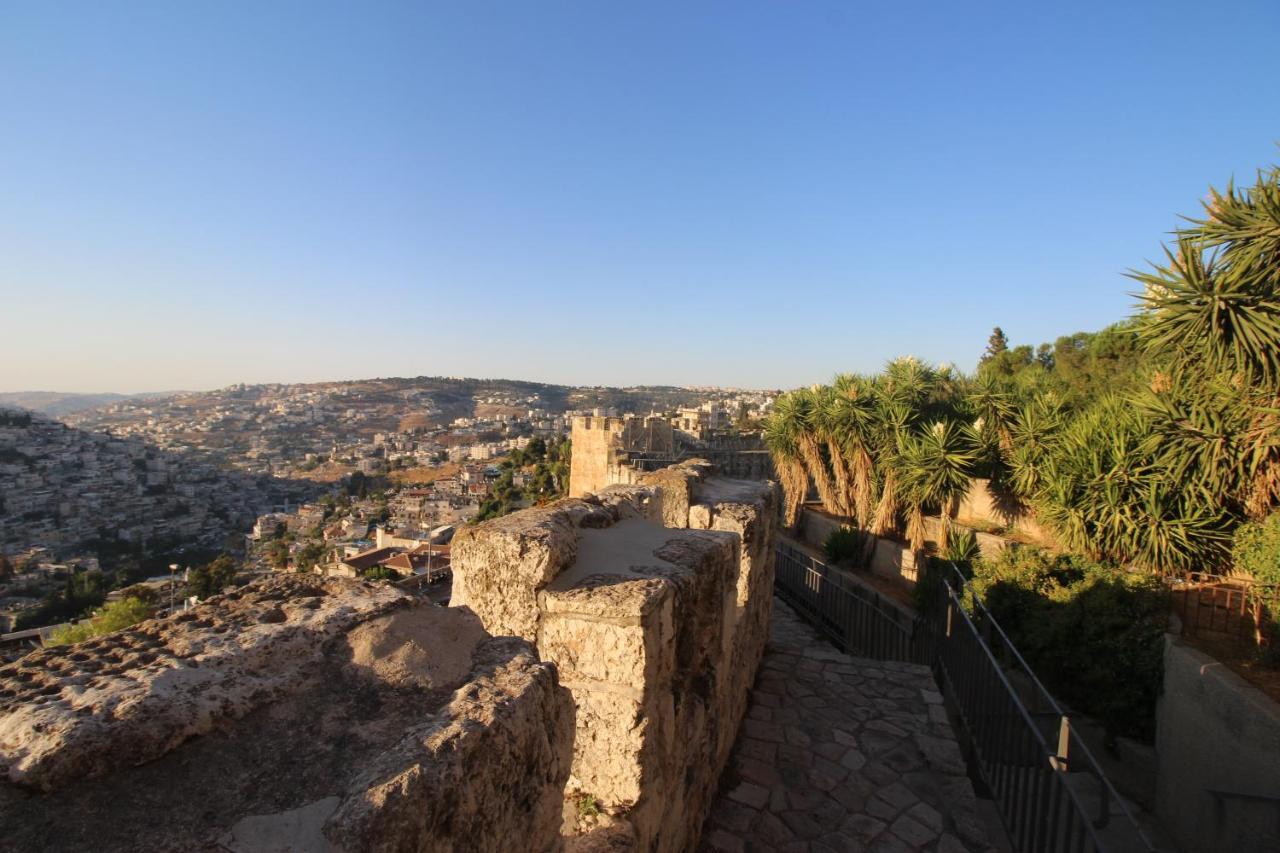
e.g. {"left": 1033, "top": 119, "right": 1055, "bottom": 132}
{"left": 1155, "top": 636, "right": 1280, "bottom": 853}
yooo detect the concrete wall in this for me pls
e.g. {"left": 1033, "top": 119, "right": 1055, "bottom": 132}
{"left": 452, "top": 462, "right": 778, "bottom": 852}
{"left": 1155, "top": 636, "right": 1280, "bottom": 853}
{"left": 954, "top": 478, "right": 1056, "bottom": 547}
{"left": 798, "top": 503, "right": 1025, "bottom": 586}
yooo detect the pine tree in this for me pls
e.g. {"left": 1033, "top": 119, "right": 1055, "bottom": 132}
{"left": 981, "top": 327, "right": 1009, "bottom": 365}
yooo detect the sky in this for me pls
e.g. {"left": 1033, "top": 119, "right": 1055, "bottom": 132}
{"left": 2, "top": 2, "right": 1278, "bottom": 394}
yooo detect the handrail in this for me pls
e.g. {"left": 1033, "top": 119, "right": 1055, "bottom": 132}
{"left": 942, "top": 562, "right": 1155, "bottom": 847}
{"left": 936, "top": 577, "right": 1118, "bottom": 850}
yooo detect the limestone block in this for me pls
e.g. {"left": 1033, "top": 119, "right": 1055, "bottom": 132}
{"left": 327, "top": 637, "right": 575, "bottom": 853}
{"left": 0, "top": 575, "right": 405, "bottom": 792}
{"left": 0, "top": 578, "right": 577, "bottom": 853}
{"left": 539, "top": 575, "right": 675, "bottom": 688}
{"left": 450, "top": 500, "right": 583, "bottom": 640}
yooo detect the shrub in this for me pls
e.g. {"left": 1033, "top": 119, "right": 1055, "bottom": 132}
{"left": 1232, "top": 512, "right": 1280, "bottom": 586}
{"left": 46, "top": 597, "right": 155, "bottom": 646}
{"left": 913, "top": 529, "right": 981, "bottom": 614}
{"left": 970, "top": 547, "right": 1167, "bottom": 743}
{"left": 822, "top": 525, "right": 867, "bottom": 564}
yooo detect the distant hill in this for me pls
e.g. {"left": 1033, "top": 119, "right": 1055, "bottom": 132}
{"left": 0, "top": 391, "right": 180, "bottom": 417}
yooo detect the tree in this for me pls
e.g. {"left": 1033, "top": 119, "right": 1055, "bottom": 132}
{"left": 189, "top": 555, "right": 239, "bottom": 598}
{"left": 295, "top": 540, "right": 326, "bottom": 573}
{"left": 981, "top": 327, "right": 1009, "bottom": 365}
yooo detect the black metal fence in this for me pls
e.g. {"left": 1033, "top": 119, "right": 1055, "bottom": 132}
{"left": 773, "top": 542, "right": 1158, "bottom": 853}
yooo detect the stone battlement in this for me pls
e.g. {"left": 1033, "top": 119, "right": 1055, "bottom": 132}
{"left": 453, "top": 461, "right": 778, "bottom": 851}
{"left": 0, "top": 461, "right": 778, "bottom": 852}
{"left": 0, "top": 575, "right": 574, "bottom": 852}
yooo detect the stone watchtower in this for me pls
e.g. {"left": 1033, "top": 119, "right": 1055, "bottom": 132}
{"left": 568, "top": 414, "right": 674, "bottom": 497}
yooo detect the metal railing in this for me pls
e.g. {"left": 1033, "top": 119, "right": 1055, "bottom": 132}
{"left": 775, "top": 542, "right": 919, "bottom": 661}
{"left": 773, "top": 542, "right": 1157, "bottom": 853}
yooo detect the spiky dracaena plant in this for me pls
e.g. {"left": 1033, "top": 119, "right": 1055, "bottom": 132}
{"left": 1032, "top": 397, "right": 1232, "bottom": 572}
{"left": 1005, "top": 393, "right": 1067, "bottom": 500}
{"left": 763, "top": 393, "right": 809, "bottom": 529}
{"left": 897, "top": 420, "right": 979, "bottom": 551}
{"left": 1130, "top": 163, "right": 1280, "bottom": 526}
{"left": 828, "top": 374, "right": 879, "bottom": 527}
{"left": 869, "top": 400, "right": 911, "bottom": 537}
{"left": 792, "top": 387, "right": 842, "bottom": 516}
{"left": 815, "top": 383, "right": 852, "bottom": 518}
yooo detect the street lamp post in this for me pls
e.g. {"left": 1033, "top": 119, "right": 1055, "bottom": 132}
{"left": 168, "top": 563, "right": 178, "bottom": 612}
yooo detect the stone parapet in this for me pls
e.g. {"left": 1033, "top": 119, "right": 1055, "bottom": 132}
{"left": 0, "top": 575, "right": 575, "bottom": 852}
{"left": 451, "top": 462, "right": 779, "bottom": 852}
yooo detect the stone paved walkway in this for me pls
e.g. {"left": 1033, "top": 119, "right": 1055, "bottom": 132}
{"left": 701, "top": 598, "right": 996, "bottom": 853}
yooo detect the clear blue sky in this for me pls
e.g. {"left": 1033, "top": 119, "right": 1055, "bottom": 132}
{"left": 2, "top": 2, "right": 1278, "bottom": 393}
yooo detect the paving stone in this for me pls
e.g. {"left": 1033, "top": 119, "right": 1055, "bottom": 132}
{"left": 888, "top": 812, "right": 936, "bottom": 848}
{"left": 698, "top": 598, "right": 989, "bottom": 853}
{"left": 813, "top": 741, "right": 848, "bottom": 763}
{"left": 865, "top": 796, "right": 901, "bottom": 822}
{"left": 841, "top": 813, "right": 887, "bottom": 842}
{"left": 708, "top": 799, "right": 758, "bottom": 833}
{"left": 705, "top": 829, "right": 747, "bottom": 852}
{"left": 839, "top": 747, "right": 867, "bottom": 772}
{"left": 743, "top": 719, "right": 784, "bottom": 743}
{"left": 904, "top": 801, "right": 942, "bottom": 834}
{"left": 865, "top": 718, "right": 908, "bottom": 737}
{"left": 737, "top": 736, "right": 777, "bottom": 764}
{"left": 736, "top": 756, "right": 781, "bottom": 788}
{"left": 728, "top": 781, "right": 769, "bottom": 810}
{"left": 781, "top": 808, "right": 826, "bottom": 840}
{"left": 915, "top": 733, "right": 966, "bottom": 774}
{"left": 751, "top": 811, "right": 795, "bottom": 847}
{"left": 877, "top": 782, "right": 919, "bottom": 812}
{"left": 868, "top": 832, "right": 914, "bottom": 853}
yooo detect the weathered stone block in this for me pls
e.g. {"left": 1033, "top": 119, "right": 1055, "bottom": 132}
{"left": 0, "top": 576, "right": 576, "bottom": 853}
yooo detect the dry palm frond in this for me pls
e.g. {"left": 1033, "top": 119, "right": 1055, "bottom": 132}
{"left": 850, "top": 446, "right": 875, "bottom": 529}
{"left": 906, "top": 503, "right": 927, "bottom": 552}
{"left": 871, "top": 471, "right": 898, "bottom": 536}
{"left": 827, "top": 442, "right": 852, "bottom": 517}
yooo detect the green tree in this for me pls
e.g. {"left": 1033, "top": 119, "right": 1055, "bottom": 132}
{"left": 981, "top": 327, "right": 1009, "bottom": 366}
{"left": 295, "top": 540, "right": 326, "bottom": 573}
{"left": 189, "top": 555, "right": 239, "bottom": 598}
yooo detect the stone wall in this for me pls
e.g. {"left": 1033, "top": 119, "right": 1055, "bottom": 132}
{"left": 452, "top": 461, "right": 778, "bottom": 852}
{"left": 0, "top": 575, "right": 575, "bottom": 852}
{"left": 1155, "top": 636, "right": 1280, "bottom": 853}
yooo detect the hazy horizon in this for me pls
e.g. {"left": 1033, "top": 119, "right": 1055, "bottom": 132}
{"left": 4, "top": 2, "right": 1279, "bottom": 393}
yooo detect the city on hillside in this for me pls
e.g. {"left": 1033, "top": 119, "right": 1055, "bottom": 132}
{"left": 0, "top": 380, "right": 776, "bottom": 640}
